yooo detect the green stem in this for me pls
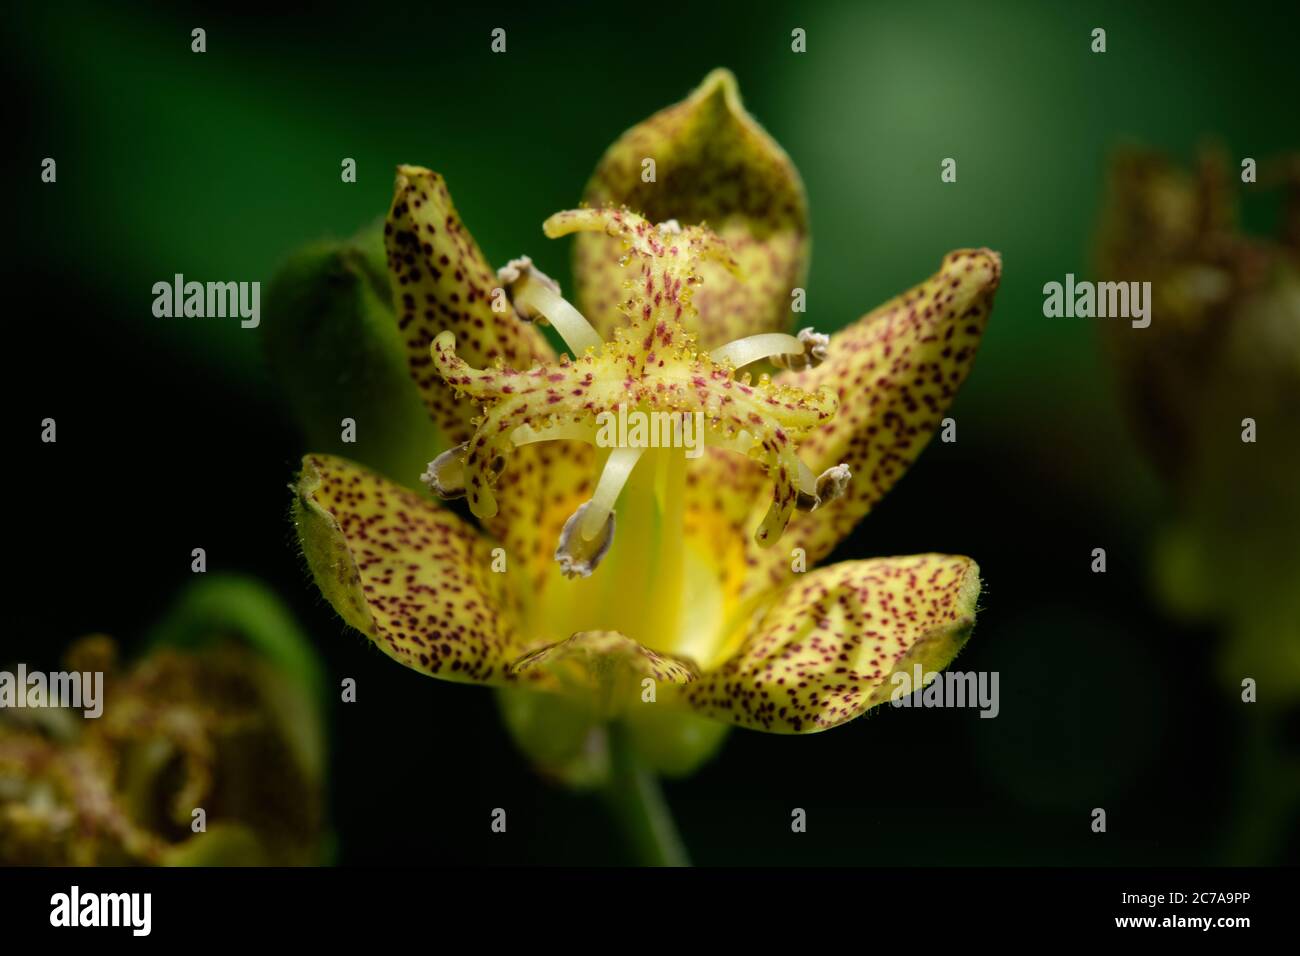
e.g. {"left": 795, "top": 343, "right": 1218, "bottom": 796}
{"left": 602, "top": 725, "right": 691, "bottom": 867}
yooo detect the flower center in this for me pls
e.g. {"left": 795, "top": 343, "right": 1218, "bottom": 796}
{"left": 424, "top": 208, "right": 850, "bottom": 656}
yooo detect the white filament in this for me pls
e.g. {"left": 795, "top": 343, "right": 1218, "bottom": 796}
{"left": 580, "top": 447, "right": 645, "bottom": 541}
{"left": 516, "top": 283, "right": 604, "bottom": 357}
{"left": 709, "top": 333, "right": 804, "bottom": 369}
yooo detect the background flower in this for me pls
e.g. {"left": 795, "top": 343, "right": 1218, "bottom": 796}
{"left": 1095, "top": 147, "right": 1300, "bottom": 862}
{"left": 0, "top": 578, "right": 328, "bottom": 865}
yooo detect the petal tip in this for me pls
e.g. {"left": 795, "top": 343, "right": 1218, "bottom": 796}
{"left": 291, "top": 455, "right": 377, "bottom": 639}
{"left": 394, "top": 163, "right": 436, "bottom": 182}
{"left": 694, "top": 67, "right": 742, "bottom": 107}
{"left": 954, "top": 556, "right": 982, "bottom": 617}
{"left": 942, "top": 248, "right": 1003, "bottom": 292}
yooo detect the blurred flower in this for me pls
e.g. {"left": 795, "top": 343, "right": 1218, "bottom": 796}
{"left": 0, "top": 577, "right": 327, "bottom": 865}
{"left": 278, "top": 70, "right": 1000, "bottom": 793}
{"left": 1096, "top": 147, "right": 1300, "bottom": 694}
{"left": 1096, "top": 147, "right": 1300, "bottom": 864}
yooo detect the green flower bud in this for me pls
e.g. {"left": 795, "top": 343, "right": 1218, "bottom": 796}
{"left": 263, "top": 224, "right": 443, "bottom": 484}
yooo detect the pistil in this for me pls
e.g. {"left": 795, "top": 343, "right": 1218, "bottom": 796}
{"left": 430, "top": 206, "right": 853, "bottom": 582}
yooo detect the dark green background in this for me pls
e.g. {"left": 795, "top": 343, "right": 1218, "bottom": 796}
{"left": 8, "top": 0, "right": 1296, "bottom": 864}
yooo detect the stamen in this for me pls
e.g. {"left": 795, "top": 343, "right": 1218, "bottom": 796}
{"left": 511, "top": 421, "right": 597, "bottom": 446}
{"left": 756, "top": 447, "right": 801, "bottom": 547}
{"left": 433, "top": 209, "right": 845, "bottom": 558}
{"left": 709, "top": 332, "right": 805, "bottom": 370}
{"left": 794, "top": 457, "right": 819, "bottom": 511}
{"left": 420, "top": 443, "right": 468, "bottom": 499}
{"left": 498, "top": 256, "right": 603, "bottom": 356}
{"left": 581, "top": 447, "right": 644, "bottom": 541}
{"left": 771, "top": 327, "right": 830, "bottom": 371}
{"left": 814, "top": 463, "right": 852, "bottom": 505}
{"left": 795, "top": 462, "right": 853, "bottom": 511}
{"left": 555, "top": 503, "right": 616, "bottom": 578}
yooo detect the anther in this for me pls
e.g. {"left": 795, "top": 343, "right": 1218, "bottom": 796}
{"left": 771, "top": 327, "right": 830, "bottom": 371}
{"left": 497, "top": 256, "right": 603, "bottom": 356}
{"left": 795, "top": 463, "right": 852, "bottom": 512}
{"left": 555, "top": 502, "right": 616, "bottom": 578}
{"left": 421, "top": 443, "right": 469, "bottom": 499}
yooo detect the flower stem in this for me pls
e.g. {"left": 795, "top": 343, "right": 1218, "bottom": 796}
{"left": 602, "top": 725, "right": 690, "bottom": 867}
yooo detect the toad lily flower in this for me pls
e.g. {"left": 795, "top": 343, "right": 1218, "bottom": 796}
{"left": 289, "top": 70, "right": 1001, "bottom": 792}
{"left": 1095, "top": 147, "right": 1300, "bottom": 864}
{"left": 1096, "top": 147, "right": 1300, "bottom": 697}
{"left": 0, "top": 577, "right": 326, "bottom": 865}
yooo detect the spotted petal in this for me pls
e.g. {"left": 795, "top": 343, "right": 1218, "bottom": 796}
{"left": 741, "top": 249, "right": 1001, "bottom": 598}
{"left": 575, "top": 69, "right": 809, "bottom": 348}
{"left": 385, "top": 166, "right": 555, "bottom": 446}
{"left": 510, "top": 631, "right": 698, "bottom": 718}
{"left": 683, "top": 555, "right": 980, "bottom": 733}
{"left": 294, "top": 453, "right": 523, "bottom": 684}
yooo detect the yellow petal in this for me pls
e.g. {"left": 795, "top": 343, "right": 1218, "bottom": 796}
{"left": 741, "top": 249, "right": 1001, "bottom": 599}
{"left": 385, "top": 166, "right": 555, "bottom": 446}
{"left": 494, "top": 441, "right": 597, "bottom": 622}
{"left": 684, "top": 448, "right": 761, "bottom": 610}
{"left": 510, "top": 631, "right": 698, "bottom": 718}
{"left": 385, "top": 168, "right": 576, "bottom": 557}
{"left": 293, "top": 453, "right": 521, "bottom": 684}
{"left": 684, "top": 555, "right": 980, "bottom": 733}
{"left": 575, "top": 69, "right": 809, "bottom": 349}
